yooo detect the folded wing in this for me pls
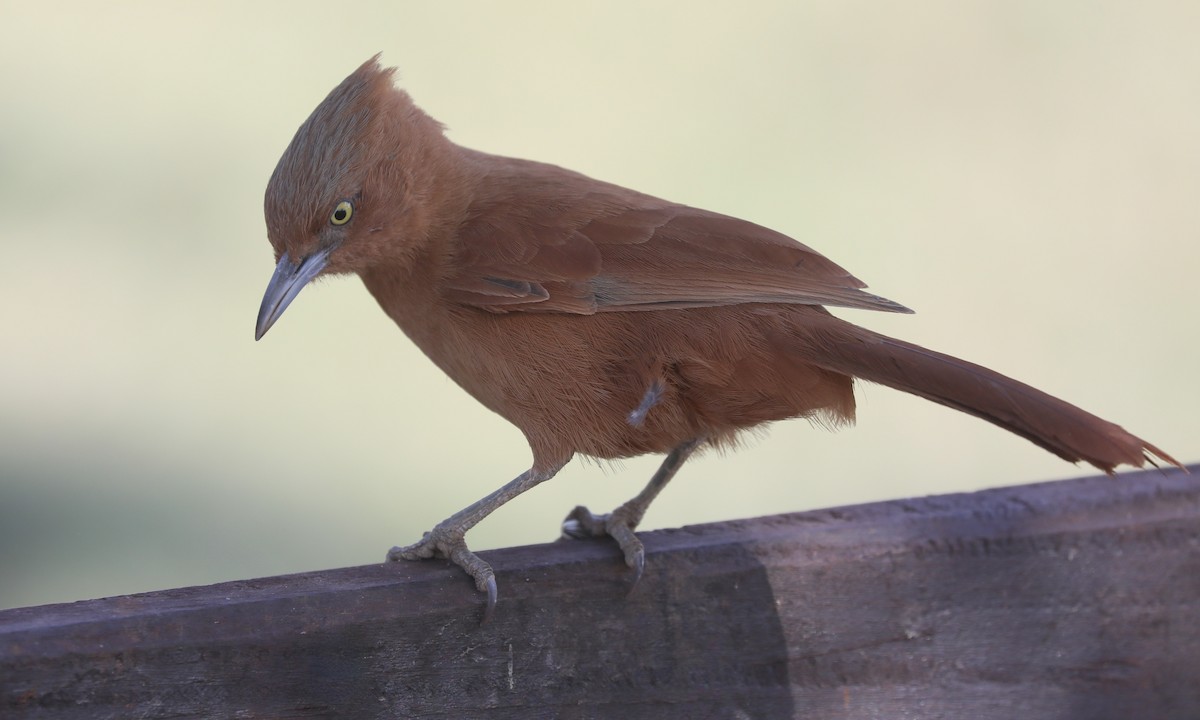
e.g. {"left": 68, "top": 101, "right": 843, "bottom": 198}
{"left": 442, "top": 156, "right": 910, "bottom": 316}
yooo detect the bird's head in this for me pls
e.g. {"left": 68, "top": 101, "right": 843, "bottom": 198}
{"left": 255, "top": 55, "right": 460, "bottom": 340}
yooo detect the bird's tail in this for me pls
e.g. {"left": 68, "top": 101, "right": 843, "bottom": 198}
{"left": 789, "top": 314, "right": 1181, "bottom": 473}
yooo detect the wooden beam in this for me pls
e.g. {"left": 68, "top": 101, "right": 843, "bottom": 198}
{"left": 2, "top": 466, "right": 1198, "bottom": 719}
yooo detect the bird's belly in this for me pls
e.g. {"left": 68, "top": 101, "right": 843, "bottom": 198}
{"left": 414, "top": 305, "right": 856, "bottom": 464}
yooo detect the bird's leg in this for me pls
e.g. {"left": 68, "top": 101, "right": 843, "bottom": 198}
{"left": 562, "top": 437, "right": 703, "bottom": 581}
{"left": 389, "top": 462, "right": 564, "bottom": 624}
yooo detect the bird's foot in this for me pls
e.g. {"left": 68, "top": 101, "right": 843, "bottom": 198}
{"left": 561, "top": 504, "right": 646, "bottom": 583}
{"left": 388, "top": 524, "right": 497, "bottom": 625}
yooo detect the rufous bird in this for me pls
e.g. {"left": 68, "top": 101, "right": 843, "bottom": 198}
{"left": 256, "top": 57, "right": 1180, "bottom": 623}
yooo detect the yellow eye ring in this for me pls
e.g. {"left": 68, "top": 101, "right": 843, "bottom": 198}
{"left": 330, "top": 200, "right": 353, "bottom": 226}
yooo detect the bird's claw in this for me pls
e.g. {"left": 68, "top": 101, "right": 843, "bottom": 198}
{"left": 562, "top": 504, "right": 646, "bottom": 583}
{"left": 480, "top": 574, "right": 497, "bottom": 626}
{"left": 387, "top": 524, "right": 497, "bottom": 625}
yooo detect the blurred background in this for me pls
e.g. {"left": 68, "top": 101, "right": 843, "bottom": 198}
{"left": 1, "top": 1, "right": 1196, "bottom": 610}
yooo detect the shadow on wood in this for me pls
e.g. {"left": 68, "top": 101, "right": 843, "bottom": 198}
{"left": 2, "top": 466, "right": 1198, "bottom": 719}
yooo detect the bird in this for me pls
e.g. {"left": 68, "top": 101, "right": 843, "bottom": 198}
{"left": 255, "top": 56, "right": 1181, "bottom": 623}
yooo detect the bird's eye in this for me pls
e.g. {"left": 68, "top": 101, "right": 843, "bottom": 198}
{"left": 330, "top": 200, "right": 354, "bottom": 226}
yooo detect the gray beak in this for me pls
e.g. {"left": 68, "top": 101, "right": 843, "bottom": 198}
{"left": 255, "top": 248, "right": 333, "bottom": 340}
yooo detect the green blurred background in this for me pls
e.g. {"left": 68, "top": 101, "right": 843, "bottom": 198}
{"left": 1, "top": 2, "right": 1196, "bottom": 610}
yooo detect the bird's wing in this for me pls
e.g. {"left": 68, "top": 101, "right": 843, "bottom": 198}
{"left": 442, "top": 158, "right": 909, "bottom": 315}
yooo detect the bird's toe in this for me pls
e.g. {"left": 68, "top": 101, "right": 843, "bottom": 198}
{"left": 561, "top": 505, "right": 608, "bottom": 539}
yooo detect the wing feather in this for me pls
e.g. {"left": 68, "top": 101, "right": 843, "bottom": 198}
{"left": 442, "top": 154, "right": 910, "bottom": 316}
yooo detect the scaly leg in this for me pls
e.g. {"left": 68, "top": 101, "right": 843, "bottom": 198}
{"left": 562, "top": 438, "right": 703, "bottom": 581}
{"left": 389, "top": 462, "right": 565, "bottom": 624}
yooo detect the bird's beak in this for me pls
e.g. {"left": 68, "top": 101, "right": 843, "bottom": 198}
{"left": 255, "top": 248, "right": 334, "bottom": 340}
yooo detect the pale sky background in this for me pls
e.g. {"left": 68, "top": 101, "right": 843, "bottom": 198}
{"left": 1, "top": 2, "right": 1196, "bottom": 610}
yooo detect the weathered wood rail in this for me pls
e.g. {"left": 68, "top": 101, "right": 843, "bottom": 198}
{"left": 2, "top": 465, "right": 1198, "bottom": 719}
